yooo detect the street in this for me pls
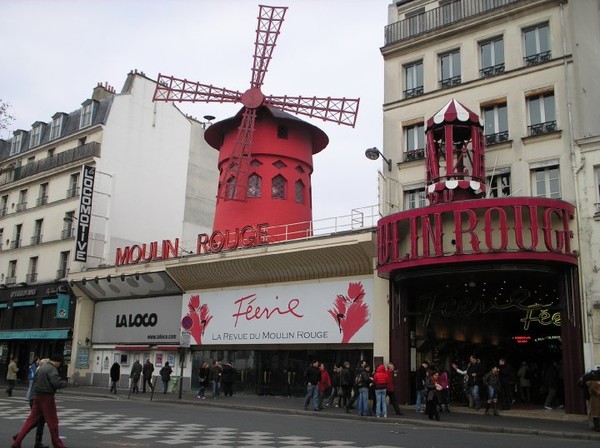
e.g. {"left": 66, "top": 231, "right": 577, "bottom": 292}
{"left": 0, "top": 393, "right": 596, "bottom": 448}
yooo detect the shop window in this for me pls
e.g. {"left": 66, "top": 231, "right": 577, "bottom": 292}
{"left": 12, "top": 302, "right": 35, "bottom": 329}
{"left": 41, "top": 303, "right": 59, "bottom": 327}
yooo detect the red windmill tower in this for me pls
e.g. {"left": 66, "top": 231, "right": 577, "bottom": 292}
{"left": 153, "top": 5, "right": 359, "bottom": 241}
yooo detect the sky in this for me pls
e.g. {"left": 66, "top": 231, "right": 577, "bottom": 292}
{"left": 1, "top": 0, "right": 391, "bottom": 223}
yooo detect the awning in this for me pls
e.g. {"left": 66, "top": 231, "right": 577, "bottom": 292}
{"left": 114, "top": 345, "right": 150, "bottom": 351}
{"left": 0, "top": 329, "right": 70, "bottom": 340}
{"left": 156, "top": 345, "right": 179, "bottom": 351}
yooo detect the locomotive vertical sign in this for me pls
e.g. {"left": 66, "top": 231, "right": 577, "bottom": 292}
{"left": 74, "top": 165, "right": 95, "bottom": 262}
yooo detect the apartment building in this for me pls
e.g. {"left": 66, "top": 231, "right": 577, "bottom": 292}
{"left": 0, "top": 70, "right": 218, "bottom": 378}
{"left": 377, "top": 0, "right": 600, "bottom": 413}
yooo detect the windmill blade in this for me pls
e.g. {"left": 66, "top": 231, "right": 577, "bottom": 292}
{"left": 217, "top": 108, "right": 257, "bottom": 201}
{"left": 250, "top": 5, "right": 288, "bottom": 89}
{"left": 265, "top": 95, "right": 360, "bottom": 127}
{"left": 153, "top": 74, "right": 243, "bottom": 103}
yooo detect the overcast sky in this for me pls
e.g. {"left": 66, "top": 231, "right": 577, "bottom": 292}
{"left": 2, "top": 0, "right": 391, "bottom": 223}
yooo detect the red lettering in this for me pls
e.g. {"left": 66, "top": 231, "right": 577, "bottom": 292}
{"left": 484, "top": 207, "right": 508, "bottom": 251}
{"left": 232, "top": 294, "right": 303, "bottom": 327}
{"left": 420, "top": 213, "right": 443, "bottom": 257}
{"left": 454, "top": 209, "right": 480, "bottom": 254}
{"left": 514, "top": 206, "right": 539, "bottom": 251}
{"left": 197, "top": 233, "right": 209, "bottom": 254}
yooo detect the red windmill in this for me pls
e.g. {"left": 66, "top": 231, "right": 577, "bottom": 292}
{"left": 153, "top": 5, "right": 359, "bottom": 241}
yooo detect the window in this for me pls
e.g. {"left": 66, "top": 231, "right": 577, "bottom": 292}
{"left": 0, "top": 195, "right": 7, "bottom": 217}
{"left": 67, "top": 173, "right": 80, "bottom": 198}
{"left": 523, "top": 23, "right": 551, "bottom": 66}
{"left": 273, "top": 160, "right": 286, "bottom": 170}
{"left": 439, "top": 49, "right": 461, "bottom": 87}
{"left": 0, "top": 228, "right": 3, "bottom": 250}
{"left": 29, "top": 125, "right": 42, "bottom": 148}
{"left": 271, "top": 175, "right": 287, "bottom": 199}
{"left": 225, "top": 176, "right": 236, "bottom": 199}
{"left": 532, "top": 166, "right": 560, "bottom": 199}
{"left": 480, "top": 37, "right": 505, "bottom": 77}
{"left": 27, "top": 257, "right": 38, "bottom": 283}
{"left": 80, "top": 101, "right": 94, "bottom": 128}
{"left": 57, "top": 251, "right": 70, "bottom": 279}
{"left": 404, "top": 123, "right": 425, "bottom": 161}
{"left": 62, "top": 212, "right": 75, "bottom": 239}
{"left": 486, "top": 172, "right": 511, "bottom": 198}
{"left": 595, "top": 167, "right": 600, "bottom": 216}
{"left": 482, "top": 102, "right": 508, "bottom": 145}
{"left": 32, "top": 219, "right": 43, "bottom": 245}
{"left": 247, "top": 174, "right": 262, "bottom": 198}
{"left": 11, "top": 224, "right": 22, "bottom": 249}
{"left": 404, "top": 61, "right": 424, "bottom": 98}
{"left": 527, "top": 92, "right": 556, "bottom": 136}
{"left": 47, "top": 148, "right": 55, "bottom": 158}
{"left": 7, "top": 260, "right": 17, "bottom": 285}
{"left": 50, "top": 115, "right": 63, "bottom": 140}
{"left": 404, "top": 187, "right": 427, "bottom": 210}
{"left": 37, "top": 183, "right": 49, "bottom": 206}
{"left": 16, "top": 189, "right": 27, "bottom": 212}
{"left": 295, "top": 180, "right": 305, "bottom": 204}
{"left": 10, "top": 132, "right": 23, "bottom": 156}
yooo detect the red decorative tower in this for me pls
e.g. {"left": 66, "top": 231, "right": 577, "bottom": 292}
{"left": 425, "top": 99, "right": 485, "bottom": 204}
{"left": 153, "top": 5, "right": 359, "bottom": 241}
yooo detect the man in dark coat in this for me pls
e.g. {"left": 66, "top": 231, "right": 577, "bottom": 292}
{"left": 142, "top": 359, "right": 154, "bottom": 393}
{"left": 110, "top": 362, "right": 120, "bottom": 394}
{"left": 130, "top": 360, "right": 142, "bottom": 394}
{"left": 303, "top": 360, "right": 321, "bottom": 411}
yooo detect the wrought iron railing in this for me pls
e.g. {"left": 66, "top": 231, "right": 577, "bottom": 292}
{"left": 404, "top": 86, "right": 424, "bottom": 99}
{"left": 31, "top": 235, "right": 43, "bottom": 245}
{"left": 404, "top": 148, "right": 426, "bottom": 162}
{"left": 26, "top": 273, "right": 38, "bottom": 283}
{"left": 480, "top": 63, "right": 505, "bottom": 78}
{"left": 440, "top": 75, "right": 462, "bottom": 88}
{"left": 524, "top": 51, "right": 551, "bottom": 67}
{"left": 528, "top": 120, "right": 557, "bottom": 136}
{"left": 485, "top": 131, "right": 509, "bottom": 146}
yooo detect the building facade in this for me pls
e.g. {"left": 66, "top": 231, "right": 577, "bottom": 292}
{"left": 0, "top": 70, "right": 218, "bottom": 380}
{"left": 379, "top": 0, "right": 600, "bottom": 414}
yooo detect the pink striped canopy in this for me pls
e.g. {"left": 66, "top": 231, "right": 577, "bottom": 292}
{"left": 426, "top": 99, "right": 482, "bottom": 130}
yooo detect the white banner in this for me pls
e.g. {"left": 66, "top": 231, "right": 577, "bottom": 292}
{"left": 181, "top": 278, "right": 373, "bottom": 346}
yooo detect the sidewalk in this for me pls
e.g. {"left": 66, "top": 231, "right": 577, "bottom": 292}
{"left": 61, "top": 385, "right": 600, "bottom": 443}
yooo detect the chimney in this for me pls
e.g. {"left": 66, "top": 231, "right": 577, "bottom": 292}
{"left": 92, "top": 82, "right": 116, "bottom": 101}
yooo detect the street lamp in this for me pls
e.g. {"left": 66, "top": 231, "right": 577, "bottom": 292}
{"left": 365, "top": 147, "right": 392, "bottom": 172}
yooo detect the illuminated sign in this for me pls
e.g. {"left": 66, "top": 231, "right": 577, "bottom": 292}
{"left": 74, "top": 165, "right": 95, "bottom": 262}
{"left": 512, "top": 335, "right": 531, "bottom": 344}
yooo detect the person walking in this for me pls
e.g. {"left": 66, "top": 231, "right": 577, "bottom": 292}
{"left": 498, "top": 358, "right": 515, "bottom": 410}
{"left": 142, "top": 358, "right": 154, "bottom": 393}
{"left": 209, "top": 361, "right": 222, "bottom": 398}
{"left": 109, "top": 362, "right": 120, "bottom": 394}
{"left": 425, "top": 369, "right": 442, "bottom": 421}
{"left": 483, "top": 365, "right": 501, "bottom": 415}
{"left": 197, "top": 362, "right": 210, "bottom": 399}
{"left": 25, "top": 357, "right": 40, "bottom": 402}
{"left": 221, "top": 361, "right": 236, "bottom": 397}
{"left": 129, "top": 360, "right": 142, "bottom": 394}
{"left": 159, "top": 362, "right": 173, "bottom": 394}
{"left": 373, "top": 363, "right": 389, "bottom": 418}
{"left": 437, "top": 367, "right": 450, "bottom": 413}
{"left": 386, "top": 363, "right": 403, "bottom": 416}
{"left": 326, "top": 364, "right": 341, "bottom": 407}
{"left": 517, "top": 361, "right": 532, "bottom": 403}
{"left": 415, "top": 360, "right": 429, "bottom": 413}
{"left": 303, "top": 360, "right": 321, "bottom": 411}
{"left": 17, "top": 357, "right": 46, "bottom": 448}
{"left": 6, "top": 356, "right": 19, "bottom": 397}
{"left": 339, "top": 361, "right": 352, "bottom": 409}
{"left": 542, "top": 361, "right": 560, "bottom": 410}
{"left": 11, "top": 354, "right": 68, "bottom": 448}
{"left": 345, "top": 360, "right": 366, "bottom": 413}
{"left": 318, "top": 363, "right": 331, "bottom": 410}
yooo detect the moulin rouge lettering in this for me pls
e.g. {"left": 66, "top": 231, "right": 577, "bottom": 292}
{"left": 232, "top": 294, "right": 303, "bottom": 327}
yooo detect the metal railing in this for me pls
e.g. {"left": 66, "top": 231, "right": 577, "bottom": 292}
{"left": 31, "top": 235, "right": 43, "bottom": 245}
{"left": 404, "top": 148, "right": 426, "bottom": 162}
{"left": 485, "top": 131, "right": 509, "bottom": 146}
{"left": 404, "top": 86, "right": 424, "bottom": 99}
{"left": 26, "top": 273, "right": 38, "bottom": 283}
{"left": 524, "top": 51, "right": 551, "bottom": 67}
{"left": 480, "top": 63, "right": 505, "bottom": 78}
{"left": 61, "top": 228, "right": 74, "bottom": 239}
{"left": 528, "top": 120, "right": 557, "bottom": 136}
{"left": 36, "top": 196, "right": 48, "bottom": 206}
{"left": 440, "top": 75, "right": 462, "bottom": 88}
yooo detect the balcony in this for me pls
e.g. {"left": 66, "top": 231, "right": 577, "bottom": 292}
{"left": 61, "top": 228, "right": 74, "bottom": 239}
{"left": 26, "top": 273, "right": 38, "bottom": 283}
{"left": 16, "top": 202, "right": 27, "bottom": 212}
{"left": 36, "top": 196, "right": 48, "bottom": 206}
{"left": 594, "top": 203, "right": 600, "bottom": 218}
{"left": 56, "top": 268, "right": 68, "bottom": 279}
{"left": 524, "top": 51, "right": 551, "bottom": 67}
{"left": 528, "top": 121, "right": 557, "bottom": 137}
{"left": 404, "top": 86, "right": 424, "bottom": 99}
{"left": 385, "top": 0, "right": 521, "bottom": 46}
{"left": 31, "top": 234, "right": 43, "bottom": 245}
{"left": 485, "top": 131, "right": 509, "bottom": 146}
{"left": 5, "top": 276, "right": 16, "bottom": 285}
{"left": 404, "top": 148, "right": 425, "bottom": 162}
{"left": 480, "top": 63, "right": 505, "bottom": 78}
{"left": 9, "top": 239, "right": 21, "bottom": 249}
{"left": 440, "top": 75, "right": 461, "bottom": 88}
{"left": 0, "top": 207, "right": 6, "bottom": 217}
{"left": 66, "top": 187, "right": 80, "bottom": 199}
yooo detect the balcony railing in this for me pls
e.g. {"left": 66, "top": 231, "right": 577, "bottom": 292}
{"left": 36, "top": 196, "right": 48, "bottom": 206}
{"left": 404, "top": 86, "right": 424, "bottom": 99}
{"left": 56, "top": 268, "right": 68, "bottom": 279}
{"left": 594, "top": 203, "right": 600, "bottom": 217}
{"left": 0, "top": 141, "right": 101, "bottom": 187}
{"left": 5, "top": 276, "right": 16, "bottom": 285}
{"left": 485, "top": 131, "right": 509, "bottom": 146}
{"left": 31, "top": 234, "right": 43, "bottom": 245}
{"left": 0, "top": 207, "right": 6, "bottom": 217}
{"left": 524, "top": 51, "right": 551, "bottom": 67}
{"left": 61, "top": 228, "right": 74, "bottom": 239}
{"left": 404, "top": 148, "right": 425, "bottom": 162}
{"left": 480, "top": 63, "right": 505, "bottom": 78}
{"left": 26, "top": 273, "right": 38, "bottom": 283}
{"left": 16, "top": 202, "right": 27, "bottom": 212}
{"left": 9, "top": 239, "right": 21, "bottom": 249}
{"left": 528, "top": 120, "right": 557, "bottom": 136}
{"left": 66, "top": 187, "right": 80, "bottom": 199}
{"left": 440, "top": 75, "right": 461, "bottom": 88}
{"left": 385, "top": 0, "right": 521, "bottom": 46}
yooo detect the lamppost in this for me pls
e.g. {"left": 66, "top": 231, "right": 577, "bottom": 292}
{"left": 365, "top": 147, "right": 392, "bottom": 172}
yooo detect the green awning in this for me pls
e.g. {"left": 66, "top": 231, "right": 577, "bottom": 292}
{"left": 0, "top": 329, "right": 70, "bottom": 340}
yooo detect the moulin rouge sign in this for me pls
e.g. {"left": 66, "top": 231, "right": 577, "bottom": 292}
{"left": 115, "top": 223, "right": 268, "bottom": 266}
{"left": 377, "top": 197, "right": 577, "bottom": 271}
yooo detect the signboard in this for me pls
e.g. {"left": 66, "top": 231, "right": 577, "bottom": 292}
{"left": 76, "top": 346, "right": 89, "bottom": 369}
{"left": 181, "top": 278, "right": 373, "bottom": 346}
{"left": 92, "top": 295, "right": 182, "bottom": 344}
{"left": 74, "top": 165, "right": 96, "bottom": 262}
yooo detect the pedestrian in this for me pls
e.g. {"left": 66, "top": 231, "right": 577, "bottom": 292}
{"left": 542, "top": 361, "right": 560, "bottom": 410}
{"left": 16, "top": 357, "right": 46, "bottom": 448}
{"left": 142, "top": 358, "right": 154, "bottom": 393}
{"left": 25, "top": 357, "right": 40, "bottom": 402}
{"left": 580, "top": 366, "right": 600, "bottom": 431}
{"left": 326, "top": 364, "right": 341, "bottom": 407}
{"left": 373, "top": 363, "right": 389, "bottom": 418}
{"left": 356, "top": 363, "right": 372, "bottom": 417}
{"left": 453, "top": 355, "right": 483, "bottom": 409}
{"left": 303, "top": 360, "right": 321, "bottom": 411}
{"left": 129, "top": 360, "right": 142, "bottom": 394}
{"left": 345, "top": 360, "right": 366, "bottom": 413}
{"left": 221, "top": 361, "right": 236, "bottom": 397}
{"left": 209, "top": 360, "right": 222, "bottom": 398}
{"left": 197, "top": 361, "right": 210, "bottom": 399}
{"left": 159, "top": 362, "right": 173, "bottom": 394}
{"left": 6, "top": 356, "right": 19, "bottom": 397}
{"left": 11, "top": 354, "right": 68, "bottom": 448}
{"left": 415, "top": 360, "right": 429, "bottom": 413}
{"left": 109, "top": 362, "right": 120, "bottom": 394}
{"left": 339, "top": 361, "right": 352, "bottom": 409}
{"left": 517, "top": 361, "right": 532, "bottom": 403}
{"left": 483, "top": 365, "right": 500, "bottom": 415}
{"left": 437, "top": 367, "right": 450, "bottom": 413}
{"left": 318, "top": 362, "right": 331, "bottom": 410}
{"left": 498, "top": 358, "right": 515, "bottom": 410}
{"left": 386, "top": 362, "right": 403, "bottom": 415}
{"left": 425, "top": 369, "right": 442, "bottom": 421}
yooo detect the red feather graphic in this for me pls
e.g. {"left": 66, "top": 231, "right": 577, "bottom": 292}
{"left": 327, "top": 282, "right": 369, "bottom": 343}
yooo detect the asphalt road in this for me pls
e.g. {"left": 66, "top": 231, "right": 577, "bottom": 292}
{"left": 1, "top": 394, "right": 597, "bottom": 448}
